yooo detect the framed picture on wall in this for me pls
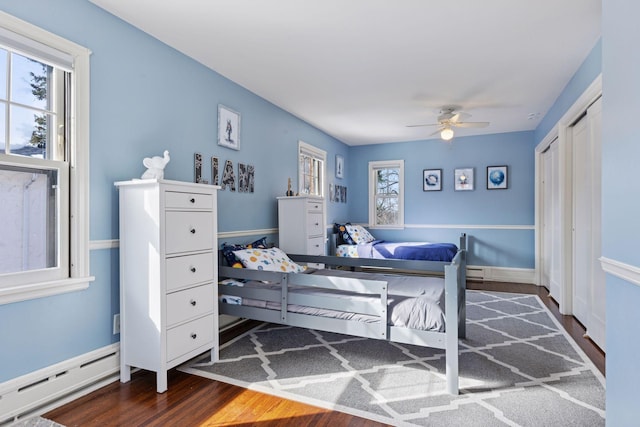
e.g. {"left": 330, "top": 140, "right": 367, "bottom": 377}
{"left": 454, "top": 167, "right": 474, "bottom": 191}
{"left": 423, "top": 169, "right": 442, "bottom": 191}
{"left": 487, "top": 165, "right": 508, "bottom": 189}
{"left": 336, "top": 155, "right": 344, "bottom": 179}
{"left": 218, "top": 104, "right": 241, "bottom": 150}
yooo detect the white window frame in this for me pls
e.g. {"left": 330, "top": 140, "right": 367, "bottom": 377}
{"left": 368, "top": 160, "right": 404, "bottom": 229}
{"left": 0, "top": 11, "right": 93, "bottom": 305}
{"left": 298, "top": 140, "right": 326, "bottom": 198}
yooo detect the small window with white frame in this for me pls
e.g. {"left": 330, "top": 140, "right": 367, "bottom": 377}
{"left": 369, "top": 160, "right": 404, "bottom": 228}
{"left": 298, "top": 140, "right": 326, "bottom": 197}
{"left": 0, "top": 12, "right": 92, "bottom": 304}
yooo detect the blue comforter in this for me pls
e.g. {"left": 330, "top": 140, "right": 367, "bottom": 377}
{"left": 356, "top": 240, "right": 458, "bottom": 262}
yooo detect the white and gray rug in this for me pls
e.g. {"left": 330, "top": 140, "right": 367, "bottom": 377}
{"left": 10, "top": 417, "right": 65, "bottom": 427}
{"left": 181, "top": 291, "right": 605, "bottom": 426}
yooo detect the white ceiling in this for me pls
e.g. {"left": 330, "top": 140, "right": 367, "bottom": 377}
{"left": 89, "top": 0, "right": 601, "bottom": 145}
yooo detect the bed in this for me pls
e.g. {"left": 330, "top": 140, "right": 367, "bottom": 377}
{"left": 217, "top": 235, "right": 467, "bottom": 395}
{"left": 333, "top": 223, "right": 460, "bottom": 262}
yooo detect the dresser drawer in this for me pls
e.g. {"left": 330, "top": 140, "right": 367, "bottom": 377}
{"left": 165, "top": 211, "right": 214, "bottom": 254}
{"left": 307, "top": 236, "right": 325, "bottom": 255}
{"left": 166, "top": 252, "right": 214, "bottom": 291}
{"left": 165, "top": 191, "right": 213, "bottom": 210}
{"left": 166, "top": 284, "right": 214, "bottom": 326}
{"left": 166, "top": 314, "right": 214, "bottom": 362}
{"left": 306, "top": 200, "right": 323, "bottom": 212}
{"left": 307, "top": 213, "right": 323, "bottom": 236}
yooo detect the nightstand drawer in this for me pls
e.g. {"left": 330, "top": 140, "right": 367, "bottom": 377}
{"left": 165, "top": 211, "right": 214, "bottom": 254}
{"left": 166, "top": 283, "right": 214, "bottom": 326}
{"left": 165, "top": 191, "right": 213, "bottom": 210}
{"left": 166, "top": 314, "right": 214, "bottom": 362}
{"left": 307, "top": 236, "right": 325, "bottom": 255}
{"left": 166, "top": 252, "right": 214, "bottom": 291}
{"left": 307, "top": 213, "right": 323, "bottom": 236}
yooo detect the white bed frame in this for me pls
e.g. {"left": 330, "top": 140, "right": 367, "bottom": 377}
{"left": 218, "top": 234, "right": 467, "bottom": 394}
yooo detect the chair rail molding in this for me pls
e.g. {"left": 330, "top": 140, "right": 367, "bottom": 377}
{"left": 600, "top": 257, "right": 640, "bottom": 288}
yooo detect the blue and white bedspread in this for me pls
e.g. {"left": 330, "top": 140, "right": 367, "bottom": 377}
{"left": 345, "top": 240, "right": 458, "bottom": 262}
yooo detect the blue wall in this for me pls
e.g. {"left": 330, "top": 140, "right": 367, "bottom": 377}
{"left": 347, "top": 131, "right": 536, "bottom": 268}
{"left": 534, "top": 38, "right": 602, "bottom": 143}
{"left": 602, "top": 1, "right": 640, "bottom": 424}
{"left": 0, "top": 0, "right": 349, "bottom": 382}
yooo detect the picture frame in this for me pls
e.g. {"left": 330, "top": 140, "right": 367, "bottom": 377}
{"left": 335, "top": 154, "right": 344, "bottom": 179}
{"left": 487, "top": 165, "right": 508, "bottom": 189}
{"left": 218, "top": 104, "right": 241, "bottom": 150}
{"left": 423, "top": 168, "right": 442, "bottom": 191}
{"left": 454, "top": 167, "right": 474, "bottom": 191}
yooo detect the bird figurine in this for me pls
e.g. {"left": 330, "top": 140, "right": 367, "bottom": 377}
{"left": 141, "top": 150, "right": 170, "bottom": 180}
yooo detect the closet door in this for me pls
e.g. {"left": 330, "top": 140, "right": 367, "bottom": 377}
{"left": 542, "top": 141, "right": 561, "bottom": 301}
{"left": 572, "top": 115, "right": 590, "bottom": 326}
{"left": 587, "top": 97, "right": 605, "bottom": 350}
{"left": 572, "top": 96, "right": 604, "bottom": 350}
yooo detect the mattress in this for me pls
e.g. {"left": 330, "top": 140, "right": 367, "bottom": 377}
{"left": 219, "top": 269, "right": 447, "bottom": 332}
{"left": 337, "top": 240, "right": 458, "bottom": 262}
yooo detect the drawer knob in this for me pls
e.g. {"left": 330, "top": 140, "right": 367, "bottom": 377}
{"left": 190, "top": 198, "right": 195, "bottom": 203}
{"left": 190, "top": 267, "right": 197, "bottom": 273}
{"left": 190, "top": 228, "right": 196, "bottom": 234}
{"left": 190, "top": 333, "right": 197, "bottom": 339}
{"left": 190, "top": 299, "right": 197, "bottom": 306}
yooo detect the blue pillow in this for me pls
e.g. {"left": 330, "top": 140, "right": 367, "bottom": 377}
{"left": 221, "top": 237, "right": 269, "bottom": 266}
{"left": 334, "top": 223, "right": 355, "bottom": 245}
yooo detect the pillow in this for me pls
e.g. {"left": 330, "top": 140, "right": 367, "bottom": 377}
{"left": 266, "top": 247, "right": 306, "bottom": 273}
{"left": 334, "top": 223, "right": 355, "bottom": 245}
{"left": 221, "top": 243, "right": 245, "bottom": 267}
{"left": 246, "top": 236, "right": 268, "bottom": 249}
{"left": 233, "top": 247, "right": 305, "bottom": 273}
{"left": 345, "top": 224, "right": 375, "bottom": 244}
{"left": 221, "top": 236, "right": 269, "bottom": 267}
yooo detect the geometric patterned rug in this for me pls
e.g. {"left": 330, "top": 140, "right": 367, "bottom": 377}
{"left": 11, "top": 418, "right": 65, "bottom": 427}
{"left": 180, "top": 291, "right": 606, "bottom": 426}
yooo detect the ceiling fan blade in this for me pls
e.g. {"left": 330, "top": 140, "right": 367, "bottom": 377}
{"left": 450, "top": 112, "right": 471, "bottom": 123}
{"left": 429, "top": 128, "right": 444, "bottom": 137}
{"left": 406, "top": 123, "right": 440, "bottom": 128}
{"left": 452, "top": 121, "right": 489, "bottom": 128}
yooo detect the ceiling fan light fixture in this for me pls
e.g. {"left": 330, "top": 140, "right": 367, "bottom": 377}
{"left": 440, "top": 127, "right": 454, "bottom": 141}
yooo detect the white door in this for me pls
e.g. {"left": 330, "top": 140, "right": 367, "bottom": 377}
{"left": 542, "top": 141, "right": 561, "bottom": 301}
{"left": 587, "top": 97, "right": 605, "bottom": 350}
{"left": 572, "top": 115, "right": 591, "bottom": 326}
{"left": 571, "top": 96, "right": 605, "bottom": 350}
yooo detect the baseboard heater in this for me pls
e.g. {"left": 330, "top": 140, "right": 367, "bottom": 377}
{"left": 466, "top": 266, "right": 535, "bottom": 284}
{"left": 0, "top": 344, "right": 120, "bottom": 425}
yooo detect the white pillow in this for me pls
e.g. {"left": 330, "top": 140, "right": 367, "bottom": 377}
{"left": 345, "top": 224, "right": 375, "bottom": 244}
{"left": 233, "top": 248, "right": 305, "bottom": 273}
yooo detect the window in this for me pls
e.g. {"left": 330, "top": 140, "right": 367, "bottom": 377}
{"left": 0, "top": 12, "right": 92, "bottom": 304}
{"left": 369, "top": 160, "right": 404, "bottom": 228}
{"left": 298, "top": 140, "right": 326, "bottom": 197}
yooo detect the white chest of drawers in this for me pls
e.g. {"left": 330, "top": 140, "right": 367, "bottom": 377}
{"left": 115, "top": 179, "right": 219, "bottom": 393}
{"left": 277, "top": 196, "right": 325, "bottom": 255}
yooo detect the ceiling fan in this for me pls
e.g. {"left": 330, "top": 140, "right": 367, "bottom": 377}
{"left": 407, "top": 105, "right": 489, "bottom": 141}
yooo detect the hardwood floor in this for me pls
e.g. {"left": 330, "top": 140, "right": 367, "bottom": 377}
{"left": 44, "top": 281, "right": 605, "bottom": 426}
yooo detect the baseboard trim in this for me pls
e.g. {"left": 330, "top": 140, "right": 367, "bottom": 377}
{"left": 467, "top": 265, "right": 535, "bottom": 284}
{"left": 0, "top": 344, "right": 120, "bottom": 425}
